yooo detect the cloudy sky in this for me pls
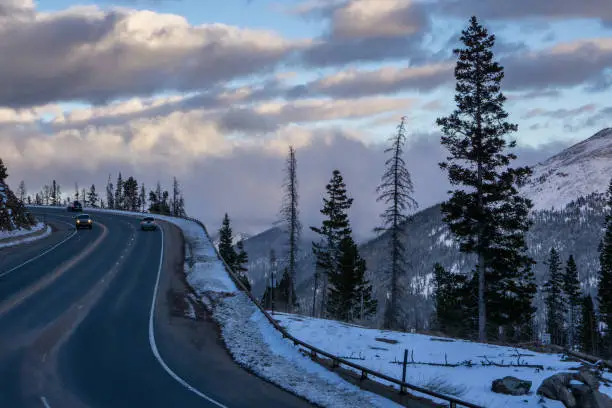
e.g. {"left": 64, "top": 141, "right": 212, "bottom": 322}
{"left": 1, "top": 0, "right": 611, "bottom": 240}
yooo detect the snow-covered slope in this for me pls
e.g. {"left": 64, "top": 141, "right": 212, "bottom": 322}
{"left": 273, "top": 312, "right": 612, "bottom": 408}
{"left": 521, "top": 128, "right": 612, "bottom": 211}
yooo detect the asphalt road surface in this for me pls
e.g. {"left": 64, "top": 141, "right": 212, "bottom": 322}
{"left": 0, "top": 207, "right": 315, "bottom": 408}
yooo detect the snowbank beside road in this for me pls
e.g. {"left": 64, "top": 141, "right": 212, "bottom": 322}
{"left": 0, "top": 222, "right": 51, "bottom": 249}
{"left": 171, "top": 216, "right": 402, "bottom": 408}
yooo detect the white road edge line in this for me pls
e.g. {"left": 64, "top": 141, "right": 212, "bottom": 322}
{"left": 40, "top": 396, "right": 51, "bottom": 408}
{"left": 0, "top": 219, "right": 77, "bottom": 278}
{"left": 148, "top": 224, "right": 229, "bottom": 408}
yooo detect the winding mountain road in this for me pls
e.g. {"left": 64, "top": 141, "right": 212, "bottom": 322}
{"left": 0, "top": 207, "right": 314, "bottom": 408}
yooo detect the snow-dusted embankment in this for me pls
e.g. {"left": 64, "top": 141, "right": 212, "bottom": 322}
{"left": 172, "top": 218, "right": 402, "bottom": 408}
{"left": 273, "top": 313, "right": 612, "bottom": 408}
{"left": 0, "top": 222, "right": 51, "bottom": 249}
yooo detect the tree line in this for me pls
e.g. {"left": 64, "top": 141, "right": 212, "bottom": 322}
{"left": 16, "top": 173, "right": 187, "bottom": 217}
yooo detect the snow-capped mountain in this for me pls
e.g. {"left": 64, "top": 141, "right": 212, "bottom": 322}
{"left": 521, "top": 128, "right": 612, "bottom": 211}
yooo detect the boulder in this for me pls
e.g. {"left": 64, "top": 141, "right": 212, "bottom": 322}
{"left": 537, "top": 367, "right": 612, "bottom": 408}
{"left": 491, "top": 376, "right": 532, "bottom": 396}
{"left": 537, "top": 373, "right": 576, "bottom": 407}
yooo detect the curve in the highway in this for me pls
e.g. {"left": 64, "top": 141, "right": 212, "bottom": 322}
{"left": 0, "top": 207, "right": 316, "bottom": 408}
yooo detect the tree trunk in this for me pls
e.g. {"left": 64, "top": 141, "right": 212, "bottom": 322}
{"left": 477, "top": 158, "right": 486, "bottom": 343}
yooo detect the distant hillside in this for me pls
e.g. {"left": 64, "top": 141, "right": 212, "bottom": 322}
{"left": 241, "top": 128, "right": 612, "bottom": 331}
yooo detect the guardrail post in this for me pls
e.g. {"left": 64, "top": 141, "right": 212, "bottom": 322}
{"left": 449, "top": 402, "right": 456, "bottom": 408}
{"left": 400, "top": 348, "right": 408, "bottom": 394}
{"left": 331, "top": 358, "right": 339, "bottom": 369}
{"left": 360, "top": 370, "right": 367, "bottom": 381}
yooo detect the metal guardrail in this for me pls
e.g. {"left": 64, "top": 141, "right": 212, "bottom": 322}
{"left": 26, "top": 205, "right": 482, "bottom": 408}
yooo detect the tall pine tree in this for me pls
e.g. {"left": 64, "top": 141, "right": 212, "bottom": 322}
{"left": 578, "top": 294, "right": 599, "bottom": 355}
{"left": 280, "top": 146, "right": 301, "bottom": 313}
{"left": 123, "top": 176, "right": 139, "bottom": 211}
{"left": 563, "top": 254, "right": 581, "bottom": 349}
{"left": 598, "top": 177, "right": 612, "bottom": 357}
{"left": 139, "top": 183, "right": 146, "bottom": 212}
{"left": 17, "top": 181, "right": 26, "bottom": 203}
{"left": 88, "top": 184, "right": 99, "bottom": 208}
{"left": 327, "top": 235, "right": 376, "bottom": 322}
{"left": 544, "top": 248, "right": 565, "bottom": 346}
{"left": 115, "top": 172, "right": 123, "bottom": 210}
{"left": 172, "top": 177, "right": 180, "bottom": 216}
{"left": 218, "top": 213, "right": 237, "bottom": 273}
{"left": 106, "top": 175, "right": 114, "bottom": 209}
{"left": 311, "top": 170, "right": 353, "bottom": 317}
{"left": 375, "top": 116, "right": 418, "bottom": 329}
{"left": 436, "top": 16, "right": 535, "bottom": 342}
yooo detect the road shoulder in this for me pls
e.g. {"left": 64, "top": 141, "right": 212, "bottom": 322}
{"left": 154, "top": 221, "right": 316, "bottom": 407}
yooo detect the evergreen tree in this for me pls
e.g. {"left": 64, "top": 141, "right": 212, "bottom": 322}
{"left": 106, "top": 175, "right": 114, "bottom": 210}
{"left": 280, "top": 146, "right": 301, "bottom": 312}
{"left": 563, "top": 254, "right": 581, "bottom": 349}
{"left": 234, "top": 240, "right": 251, "bottom": 291}
{"left": 176, "top": 194, "right": 186, "bottom": 217}
{"left": 329, "top": 240, "right": 370, "bottom": 324}
{"left": 123, "top": 176, "right": 139, "bottom": 211}
{"left": 74, "top": 182, "right": 80, "bottom": 203}
{"left": 375, "top": 116, "right": 418, "bottom": 329}
{"left": 351, "top": 239, "right": 377, "bottom": 321}
{"left": 598, "top": 177, "right": 612, "bottom": 357}
{"left": 88, "top": 184, "right": 99, "bottom": 208}
{"left": 139, "top": 183, "right": 146, "bottom": 212}
{"left": 0, "top": 158, "right": 7, "bottom": 180}
{"left": 42, "top": 185, "right": 50, "bottom": 205}
{"left": 50, "top": 180, "right": 60, "bottom": 205}
{"left": 148, "top": 190, "right": 159, "bottom": 213}
{"left": 218, "top": 213, "right": 237, "bottom": 271}
{"left": 436, "top": 16, "right": 535, "bottom": 342}
{"left": 81, "top": 188, "right": 86, "bottom": 207}
{"left": 17, "top": 180, "right": 26, "bottom": 203}
{"left": 433, "top": 263, "right": 470, "bottom": 337}
{"left": 544, "top": 248, "right": 565, "bottom": 345}
{"left": 115, "top": 173, "right": 123, "bottom": 210}
{"left": 172, "top": 177, "right": 180, "bottom": 216}
{"left": 311, "top": 169, "right": 353, "bottom": 317}
{"left": 578, "top": 294, "right": 599, "bottom": 355}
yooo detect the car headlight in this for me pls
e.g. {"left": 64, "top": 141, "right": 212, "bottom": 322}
{"left": 88, "top": 220, "right": 92, "bottom": 223}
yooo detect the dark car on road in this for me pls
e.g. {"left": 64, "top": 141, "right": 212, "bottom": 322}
{"left": 75, "top": 214, "right": 93, "bottom": 229}
{"left": 140, "top": 216, "right": 157, "bottom": 231}
{"left": 67, "top": 200, "right": 83, "bottom": 212}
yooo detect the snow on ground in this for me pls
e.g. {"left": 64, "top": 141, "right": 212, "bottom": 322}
{"left": 27, "top": 206, "right": 403, "bottom": 407}
{"left": 273, "top": 312, "right": 612, "bottom": 408}
{"left": 170, "top": 217, "right": 403, "bottom": 408}
{"left": 0, "top": 222, "right": 51, "bottom": 249}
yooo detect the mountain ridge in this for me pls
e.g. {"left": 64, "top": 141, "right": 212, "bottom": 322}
{"left": 240, "top": 128, "right": 612, "bottom": 329}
